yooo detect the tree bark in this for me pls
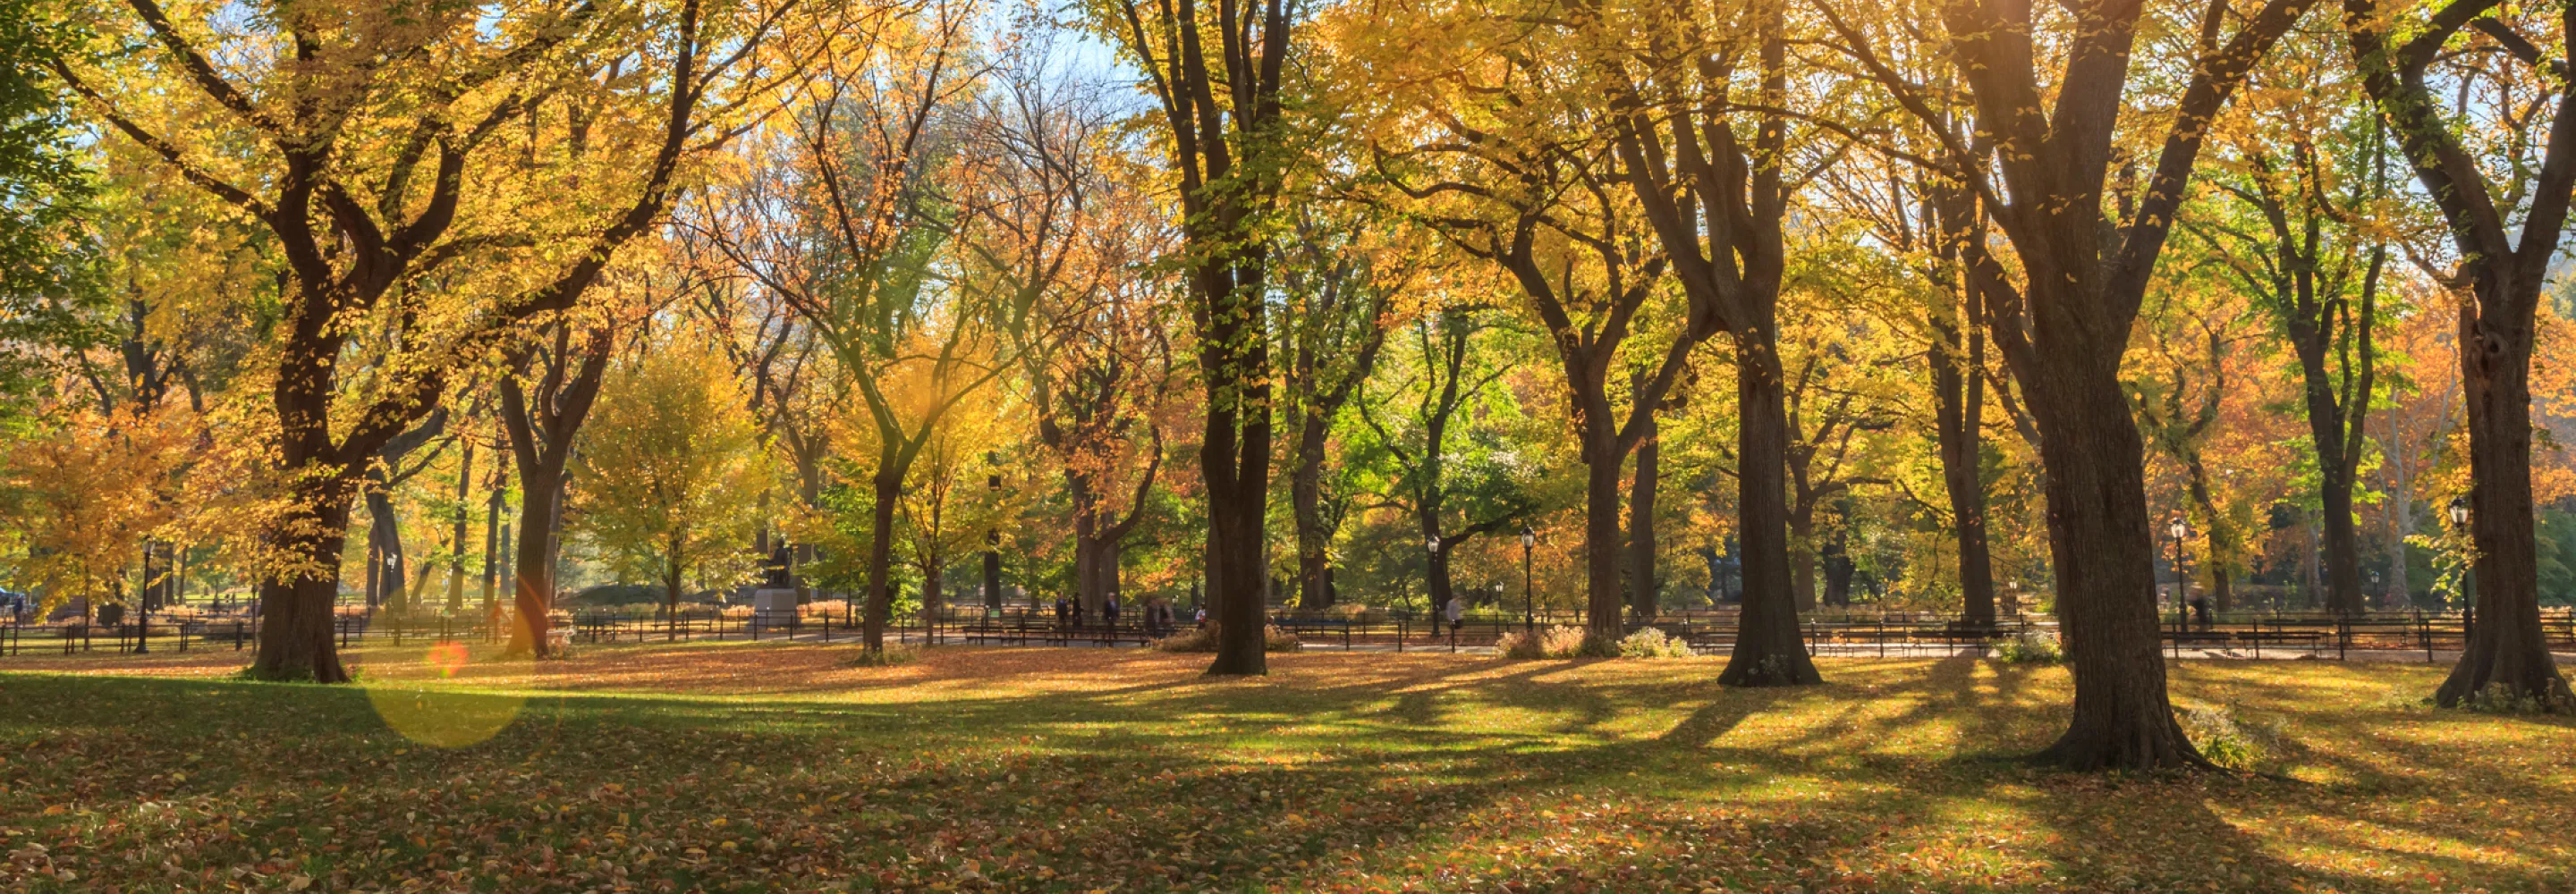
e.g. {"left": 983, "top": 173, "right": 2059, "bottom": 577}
{"left": 1719, "top": 337, "right": 1821, "bottom": 686}
{"left": 1292, "top": 410, "right": 1335, "bottom": 609}
{"left": 1625, "top": 420, "right": 1660, "bottom": 621}
{"left": 447, "top": 439, "right": 474, "bottom": 611}
{"left": 249, "top": 485, "right": 355, "bottom": 682}
{"left": 1930, "top": 297, "right": 1997, "bottom": 626}
{"left": 861, "top": 472, "right": 901, "bottom": 650}
{"left": 2437, "top": 285, "right": 2575, "bottom": 705}
{"left": 2025, "top": 371, "right": 2202, "bottom": 769}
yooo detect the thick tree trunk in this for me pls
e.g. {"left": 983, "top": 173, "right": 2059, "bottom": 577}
{"left": 1721, "top": 338, "right": 1820, "bottom": 687}
{"left": 2437, "top": 291, "right": 2575, "bottom": 706}
{"left": 1202, "top": 323, "right": 1275, "bottom": 677}
{"left": 1292, "top": 410, "right": 1334, "bottom": 609}
{"left": 861, "top": 473, "right": 901, "bottom": 651}
{"left": 250, "top": 489, "right": 355, "bottom": 682}
{"left": 1625, "top": 424, "right": 1660, "bottom": 621}
{"left": 1581, "top": 435, "right": 1626, "bottom": 644}
{"left": 2026, "top": 370, "right": 2205, "bottom": 770}
{"left": 504, "top": 467, "right": 564, "bottom": 656}
{"left": 1427, "top": 544, "right": 1456, "bottom": 617}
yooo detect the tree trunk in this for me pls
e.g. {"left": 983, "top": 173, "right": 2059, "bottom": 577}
{"left": 2026, "top": 369, "right": 2204, "bottom": 770}
{"left": 1931, "top": 316, "right": 1997, "bottom": 626}
{"left": 250, "top": 486, "right": 354, "bottom": 682}
{"left": 505, "top": 465, "right": 564, "bottom": 656}
{"left": 1201, "top": 306, "right": 1275, "bottom": 676}
{"left": 1719, "top": 334, "right": 1820, "bottom": 686}
{"left": 1820, "top": 527, "right": 1855, "bottom": 606}
{"left": 1788, "top": 502, "right": 1818, "bottom": 612}
{"left": 1580, "top": 432, "right": 1626, "bottom": 644}
{"left": 1625, "top": 423, "right": 1660, "bottom": 621}
{"left": 482, "top": 481, "right": 504, "bottom": 612}
{"left": 2437, "top": 289, "right": 2575, "bottom": 706}
{"left": 2182, "top": 454, "right": 2235, "bottom": 612}
{"left": 861, "top": 472, "right": 901, "bottom": 651}
{"left": 1292, "top": 409, "right": 1335, "bottom": 609}
{"left": 366, "top": 486, "right": 408, "bottom": 614}
{"left": 447, "top": 440, "right": 474, "bottom": 611}
{"left": 665, "top": 548, "right": 684, "bottom": 640}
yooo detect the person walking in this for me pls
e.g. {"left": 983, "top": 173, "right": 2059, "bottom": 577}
{"left": 1103, "top": 596, "right": 1122, "bottom": 637}
{"left": 1445, "top": 594, "right": 1466, "bottom": 643}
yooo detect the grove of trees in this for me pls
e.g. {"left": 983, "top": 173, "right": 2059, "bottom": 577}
{"left": 7, "top": 0, "right": 2576, "bottom": 768}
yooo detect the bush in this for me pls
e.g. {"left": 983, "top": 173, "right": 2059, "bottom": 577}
{"left": 1497, "top": 624, "right": 1589, "bottom": 660}
{"left": 2181, "top": 703, "right": 2295, "bottom": 773}
{"left": 800, "top": 599, "right": 851, "bottom": 619}
{"left": 2453, "top": 681, "right": 2576, "bottom": 715}
{"left": 1617, "top": 627, "right": 1694, "bottom": 658}
{"left": 1993, "top": 628, "right": 2064, "bottom": 665}
{"left": 1152, "top": 624, "right": 1301, "bottom": 654}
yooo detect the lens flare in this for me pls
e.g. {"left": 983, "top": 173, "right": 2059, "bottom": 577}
{"left": 362, "top": 641, "right": 527, "bottom": 748}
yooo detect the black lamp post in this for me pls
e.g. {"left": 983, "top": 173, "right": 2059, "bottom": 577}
{"left": 1425, "top": 535, "right": 1441, "bottom": 616}
{"left": 1519, "top": 526, "right": 1536, "bottom": 633}
{"left": 2449, "top": 495, "right": 2472, "bottom": 631}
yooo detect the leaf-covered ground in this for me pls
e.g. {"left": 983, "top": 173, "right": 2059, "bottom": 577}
{"left": 2, "top": 644, "right": 2570, "bottom": 892}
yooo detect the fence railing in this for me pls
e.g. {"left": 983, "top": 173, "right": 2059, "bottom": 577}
{"left": 4, "top": 605, "right": 2572, "bottom": 662}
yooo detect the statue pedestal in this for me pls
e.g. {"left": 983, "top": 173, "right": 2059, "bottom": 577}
{"left": 751, "top": 588, "right": 799, "bottom": 630}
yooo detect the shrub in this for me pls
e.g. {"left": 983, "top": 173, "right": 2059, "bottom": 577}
{"left": 2454, "top": 681, "right": 2576, "bottom": 715}
{"left": 1152, "top": 624, "right": 1301, "bottom": 654}
{"left": 1993, "top": 628, "right": 2064, "bottom": 665}
{"left": 1498, "top": 624, "right": 1589, "bottom": 660}
{"left": 1617, "top": 627, "right": 1694, "bottom": 658}
{"left": 2181, "top": 703, "right": 2295, "bottom": 773}
{"left": 800, "top": 599, "right": 851, "bottom": 619}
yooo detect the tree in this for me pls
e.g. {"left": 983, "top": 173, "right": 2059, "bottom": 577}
{"left": 1092, "top": 0, "right": 1301, "bottom": 675}
{"left": 2126, "top": 279, "right": 2262, "bottom": 612}
{"left": 1277, "top": 207, "right": 1402, "bottom": 609}
{"left": 691, "top": 2, "right": 1018, "bottom": 651}
{"left": 2190, "top": 50, "right": 2399, "bottom": 616}
{"left": 1597, "top": 0, "right": 1831, "bottom": 685}
{"left": 1826, "top": 0, "right": 2319, "bottom": 765}
{"left": 56, "top": 0, "right": 823, "bottom": 681}
{"left": 572, "top": 342, "right": 767, "bottom": 630}
{"left": 1353, "top": 307, "right": 1537, "bottom": 618}
{"left": 1340, "top": 3, "right": 1701, "bottom": 651}
{"left": 0, "top": 402, "right": 199, "bottom": 617}
{"left": 2343, "top": 0, "right": 2576, "bottom": 707}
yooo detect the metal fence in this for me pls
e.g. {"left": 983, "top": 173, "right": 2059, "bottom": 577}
{"left": 4, "top": 604, "right": 2572, "bottom": 662}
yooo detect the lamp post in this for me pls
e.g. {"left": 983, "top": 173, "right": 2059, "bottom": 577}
{"left": 1519, "top": 526, "right": 1536, "bottom": 633}
{"left": 984, "top": 452, "right": 1004, "bottom": 614}
{"left": 2168, "top": 513, "right": 2191, "bottom": 634}
{"left": 2448, "top": 495, "right": 2472, "bottom": 632}
{"left": 1425, "top": 535, "right": 1441, "bottom": 617}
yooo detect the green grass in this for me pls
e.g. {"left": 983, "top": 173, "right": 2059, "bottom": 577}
{"left": 2, "top": 645, "right": 2572, "bottom": 892}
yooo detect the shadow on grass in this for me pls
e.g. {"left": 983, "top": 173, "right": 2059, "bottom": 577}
{"left": 3, "top": 654, "right": 2571, "bottom": 892}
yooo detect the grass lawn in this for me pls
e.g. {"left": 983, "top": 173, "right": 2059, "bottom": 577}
{"left": 2, "top": 644, "right": 2572, "bottom": 892}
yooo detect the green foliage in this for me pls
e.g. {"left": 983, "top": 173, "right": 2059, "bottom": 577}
{"left": 1152, "top": 623, "right": 1301, "bottom": 654}
{"left": 1615, "top": 627, "right": 1693, "bottom": 658}
{"left": 2179, "top": 703, "right": 2298, "bottom": 774}
{"left": 1993, "top": 628, "right": 2064, "bottom": 665}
